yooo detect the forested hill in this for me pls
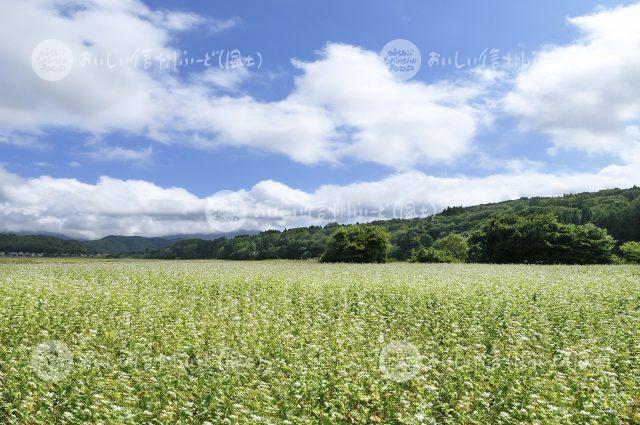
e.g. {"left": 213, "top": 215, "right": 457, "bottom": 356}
{"left": 83, "top": 235, "right": 173, "bottom": 254}
{"left": 145, "top": 186, "right": 640, "bottom": 260}
{"left": 0, "top": 234, "right": 91, "bottom": 256}
{"left": 0, "top": 234, "right": 172, "bottom": 256}
{"left": 400, "top": 186, "right": 640, "bottom": 243}
{"left": 1, "top": 186, "right": 639, "bottom": 258}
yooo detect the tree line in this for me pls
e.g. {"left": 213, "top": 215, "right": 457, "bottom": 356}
{"left": 0, "top": 234, "right": 91, "bottom": 256}
{"left": 3, "top": 186, "right": 639, "bottom": 264}
{"left": 137, "top": 186, "right": 640, "bottom": 264}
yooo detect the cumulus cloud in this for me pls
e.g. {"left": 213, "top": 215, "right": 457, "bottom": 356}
{"left": 0, "top": 0, "right": 180, "bottom": 136}
{"left": 0, "top": 0, "right": 491, "bottom": 168}
{"left": 157, "top": 45, "right": 494, "bottom": 167}
{"left": 1, "top": 160, "right": 638, "bottom": 239}
{"left": 504, "top": 2, "right": 640, "bottom": 159}
{"left": 289, "top": 44, "right": 491, "bottom": 168}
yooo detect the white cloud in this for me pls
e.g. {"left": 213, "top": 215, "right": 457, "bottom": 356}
{"left": 207, "top": 16, "right": 242, "bottom": 33}
{"left": 195, "top": 67, "right": 251, "bottom": 92}
{"left": 0, "top": 0, "right": 179, "bottom": 136}
{"left": 504, "top": 2, "right": 640, "bottom": 159}
{"left": 84, "top": 145, "right": 153, "bottom": 162}
{"left": 289, "top": 44, "right": 491, "bottom": 168}
{"left": 1, "top": 160, "right": 638, "bottom": 239}
{"left": 149, "top": 44, "right": 493, "bottom": 168}
{"left": 0, "top": 133, "right": 41, "bottom": 148}
{"left": 150, "top": 11, "right": 205, "bottom": 31}
{"left": 504, "top": 158, "right": 545, "bottom": 173}
{"left": 0, "top": 0, "right": 491, "bottom": 169}
{"left": 0, "top": 166, "right": 205, "bottom": 239}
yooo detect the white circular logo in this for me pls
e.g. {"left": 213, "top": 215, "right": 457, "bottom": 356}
{"left": 205, "top": 191, "right": 249, "bottom": 233}
{"left": 380, "top": 39, "right": 421, "bottom": 81}
{"left": 379, "top": 340, "right": 422, "bottom": 383}
{"left": 31, "top": 340, "right": 73, "bottom": 382}
{"left": 32, "top": 39, "right": 74, "bottom": 82}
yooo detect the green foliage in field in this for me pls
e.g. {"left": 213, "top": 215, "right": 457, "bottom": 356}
{"left": 146, "top": 227, "right": 333, "bottom": 261}
{"left": 320, "top": 225, "right": 390, "bottom": 263}
{"left": 390, "top": 224, "right": 433, "bottom": 260}
{"left": 620, "top": 241, "right": 640, "bottom": 264}
{"left": 432, "top": 233, "right": 469, "bottom": 262}
{"left": 469, "top": 214, "right": 615, "bottom": 264}
{"left": 1, "top": 261, "right": 639, "bottom": 424}
{"left": 410, "top": 247, "right": 456, "bottom": 263}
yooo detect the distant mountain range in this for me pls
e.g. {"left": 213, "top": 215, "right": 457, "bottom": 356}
{"left": 0, "top": 234, "right": 91, "bottom": 256}
{"left": 0, "top": 232, "right": 256, "bottom": 256}
{"left": 82, "top": 235, "right": 174, "bottom": 254}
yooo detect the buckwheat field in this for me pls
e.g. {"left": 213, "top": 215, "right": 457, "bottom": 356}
{"left": 1, "top": 260, "right": 639, "bottom": 424}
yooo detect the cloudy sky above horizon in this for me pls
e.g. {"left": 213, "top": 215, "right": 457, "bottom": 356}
{"left": 1, "top": 0, "right": 640, "bottom": 239}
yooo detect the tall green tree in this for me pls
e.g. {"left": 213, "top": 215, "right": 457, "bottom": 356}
{"left": 469, "top": 213, "right": 614, "bottom": 264}
{"left": 433, "top": 233, "right": 469, "bottom": 262}
{"left": 411, "top": 247, "right": 456, "bottom": 263}
{"left": 229, "top": 238, "right": 258, "bottom": 260}
{"left": 320, "top": 225, "right": 390, "bottom": 263}
{"left": 391, "top": 225, "right": 433, "bottom": 260}
{"left": 620, "top": 241, "right": 640, "bottom": 264}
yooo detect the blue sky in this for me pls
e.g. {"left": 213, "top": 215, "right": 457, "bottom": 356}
{"left": 1, "top": 0, "right": 639, "bottom": 238}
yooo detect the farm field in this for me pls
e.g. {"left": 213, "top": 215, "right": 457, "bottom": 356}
{"left": 1, "top": 260, "right": 640, "bottom": 424}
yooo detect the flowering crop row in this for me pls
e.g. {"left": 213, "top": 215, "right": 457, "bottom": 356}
{"left": 0, "top": 260, "right": 639, "bottom": 423}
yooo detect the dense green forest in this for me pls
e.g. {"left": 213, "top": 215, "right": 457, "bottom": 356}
{"left": 0, "top": 234, "right": 90, "bottom": 256}
{"left": 2, "top": 186, "right": 639, "bottom": 263}
{"left": 142, "top": 186, "right": 640, "bottom": 262}
{"left": 467, "top": 213, "right": 615, "bottom": 264}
